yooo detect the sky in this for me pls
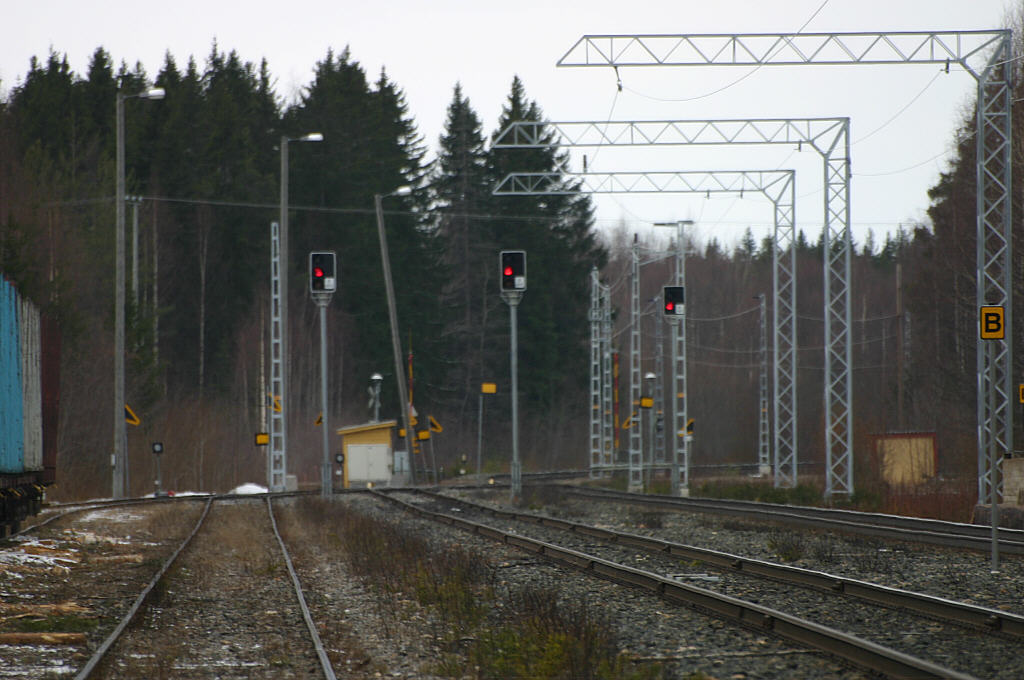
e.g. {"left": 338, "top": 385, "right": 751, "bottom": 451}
{"left": 2, "top": 0, "right": 1016, "bottom": 250}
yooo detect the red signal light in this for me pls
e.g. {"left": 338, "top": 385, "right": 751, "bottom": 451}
{"left": 504, "top": 266, "right": 513, "bottom": 276}
{"left": 314, "top": 267, "right": 325, "bottom": 278}
{"left": 665, "top": 301, "right": 674, "bottom": 312}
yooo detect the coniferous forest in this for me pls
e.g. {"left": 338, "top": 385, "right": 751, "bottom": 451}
{"left": 2, "top": 36, "right": 1024, "bottom": 501}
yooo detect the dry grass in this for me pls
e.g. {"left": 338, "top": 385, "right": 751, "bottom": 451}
{"left": 290, "top": 496, "right": 660, "bottom": 679}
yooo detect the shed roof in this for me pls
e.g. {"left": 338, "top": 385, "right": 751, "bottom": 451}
{"left": 335, "top": 420, "right": 397, "bottom": 437}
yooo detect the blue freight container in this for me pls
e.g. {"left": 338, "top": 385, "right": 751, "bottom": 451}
{"left": 0, "top": 278, "right": 25, "bottom": 473}
{"left": 21, "top": 296, "right": 42, "bottom": 471}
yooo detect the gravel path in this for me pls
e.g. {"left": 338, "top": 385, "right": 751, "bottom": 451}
{"left": 0, "top": 501, "right": 203, "bottom": 678}
{"left": 93, "top": 498, "right": 324, "bottom": 678}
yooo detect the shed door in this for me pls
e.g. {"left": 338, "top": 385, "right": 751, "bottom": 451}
{"left": 347, "top": 443, "right": 390, "bottom": 482}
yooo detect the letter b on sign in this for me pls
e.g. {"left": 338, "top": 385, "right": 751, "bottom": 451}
{"left": 980, "top": 306, "right": 1005, "bottom": 340}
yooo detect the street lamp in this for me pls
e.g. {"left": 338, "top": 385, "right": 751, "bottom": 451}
{"left": 113, "top": 85, "right": 164, "bottom": 500}
{"left": 374, "top": 188, "right": 417, "bottom": 484}
{"left": 369, "top": 372, "right": 383, "bottom": 423}
{"left": 275, "top": 131, "right": 322, "bottom": 492}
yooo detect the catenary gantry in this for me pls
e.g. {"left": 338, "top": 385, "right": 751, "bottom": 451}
{"left": 550, "top": 28, "right": 1013, "bottom": 501}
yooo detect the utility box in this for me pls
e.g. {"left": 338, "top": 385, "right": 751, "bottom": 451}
{"left": 336, "top": 420, "right": 397, "bottom": 488}
{"left": 1005, "top": 457, "right": 1024, "bottom": 505}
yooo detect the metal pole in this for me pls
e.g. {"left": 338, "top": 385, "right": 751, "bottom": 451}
{"left": 646, "top": 374, "right": 655, "bottom": 489}
{"left": 476, "top": 392, "right": 484, "bottom": 477}
{"left": 113, "top": 92, "right": 126, "bottom": 500}
{"left": 988, "top": 340, "right": 1000, "bottom": 572}
{"left": 374, "top": 193, "right": 417, "bottom": 484}
{"left": 670, "top": 321, "right": 680, "bottom": 495}
{"left": 510, "top": 298, "right": 521, "bottom": 500}
{"left": 758, "top": 293, "right": 771, "bottom": 476}
{"left": 429, "top": 436, "right": 439, "bottom": 485}
{"left": 155, "top": 452, "right": 162, "bottom": 496}
{"left": 131, "top": 198, "right": 140, "bottom": 308}
{"left": 277, "top": 137, "right": 289, "bottom": 493}
{"left": 319, "top": 302, "right": 330, "bottom": 497}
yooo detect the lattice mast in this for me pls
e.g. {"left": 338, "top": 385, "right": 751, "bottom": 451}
{"left": 268, "top": 222, "right": 286, "bottom": 492}
{"left": 589, "top": 267, "right": 603, "bottom": 477}
{"left": 628, "top": 240, "right": 643, "bottom": 491}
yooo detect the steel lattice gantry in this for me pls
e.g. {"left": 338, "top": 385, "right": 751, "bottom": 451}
{"left": 589, "top": 268, "right": 614, "bottom": 477}
{"left": 495, "top": 169, "right": 798, "bottom": 489}
{"left": 554, "top": 29, "right": 1013, "bottom": 500}
{"left": 269, "top": 222, "right": 286, "bottom": 492}
{"left": 495, "top": 119, "right": 839, "bottom": 490}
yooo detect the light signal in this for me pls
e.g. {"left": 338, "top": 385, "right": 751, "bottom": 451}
{"left": 663, "top": 286, "right": 685, "bottom": 316}
{"left": 500, "top": 250, "right": 526, "bottom": 291}
{"left": 309, "top": 251, "right": 337, "bottom": 293}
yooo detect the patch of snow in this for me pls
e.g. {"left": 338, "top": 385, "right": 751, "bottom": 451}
{"left": 228, "top": 483, "right": 268, "bottom": 495}
{"left": 0, "top": 538, "right": 79, "bottom": 572}
{"left": 79, "top": 509, "right": 146, "bottom": 523}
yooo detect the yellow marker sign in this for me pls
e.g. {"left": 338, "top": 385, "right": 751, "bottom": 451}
{"left": 980, "top": 306, "right": 1005, "bottom": 340}
{"left": 481, "top": 382, "right": 497, "bottom": 394}
{"left": 124, "top": 404, "right": 141, "bottom": 426}
{"left": 429, "top": 415, "right": 443, "bottom": 433}
{"left": 255, "top": 432, "right": 270, "bottom": 446}
{"left": 315, "top": 412, "right": 323, "bottom": 426}
{"left": 640, "top": 397, "right": 654, "bottom": 409}
{"left": 417, "top": 430, "right": 431, "bottom": 440}
{"left": 267, "top": 393, "right": 282, "bottom": 413}
{"left": 1019, "top": 384, "right": 1024, "bottom": 404}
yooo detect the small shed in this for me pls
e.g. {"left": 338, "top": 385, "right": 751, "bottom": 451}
{"left": 336, "top": 420, "right": 400, "bottom": 488}
{"left": 872, "top": 432, "right": 937, "bottom": 486}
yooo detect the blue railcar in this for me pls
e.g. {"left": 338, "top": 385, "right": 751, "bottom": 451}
{"left": 0, "top": 276, "right": 59, "bottom": 535}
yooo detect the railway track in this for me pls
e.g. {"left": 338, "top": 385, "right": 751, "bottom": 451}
{"left": 2, "top": 494, "right": 337, "bottom": 679}
{"left": 408, "top": 488, "right": 1024, "bottom": 640}
{"left": 538, "top": 484, "right": 1024, "bottom": 555}
{"left": 377, "top": 488, "right": 1008, "bottom": 679}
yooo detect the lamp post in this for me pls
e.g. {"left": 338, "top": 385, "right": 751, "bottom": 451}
{"left": 114, "top": 85, "right": 163, "bottom": 500}
{"left": 369, "top": 372, "right": 383, "bottom": 423}
{"left": 275, "top": 131, "right": 322, "bottom": 492}
{"left": 374, "top": 188, "right": 417, "bottom": 484}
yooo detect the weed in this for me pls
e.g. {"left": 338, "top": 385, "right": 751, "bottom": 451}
{"left": 292, "top": 497, "right": 661, "bottom": 679}
{"left": 809, "top": 535, "right": 839, "bottom": 565}
{"left": 766, "top": 529, "right": 805, "bottom": 562}
{"left": 522, "top": 485, "right": 568, "bottom": 509}
{"left": 635, "top": 512, "right": 665, "bottom": 529}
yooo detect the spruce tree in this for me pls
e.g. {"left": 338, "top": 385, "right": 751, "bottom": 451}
{"left": 431, "top": 83, "right": 500, "bottom": 419}
{"left": 486, "top": 76, "right": 607, "bottom": 425}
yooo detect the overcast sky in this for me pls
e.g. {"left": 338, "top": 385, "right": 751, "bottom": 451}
{"left": 3, "top": 0, "right": 1015, "bottom": 249}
